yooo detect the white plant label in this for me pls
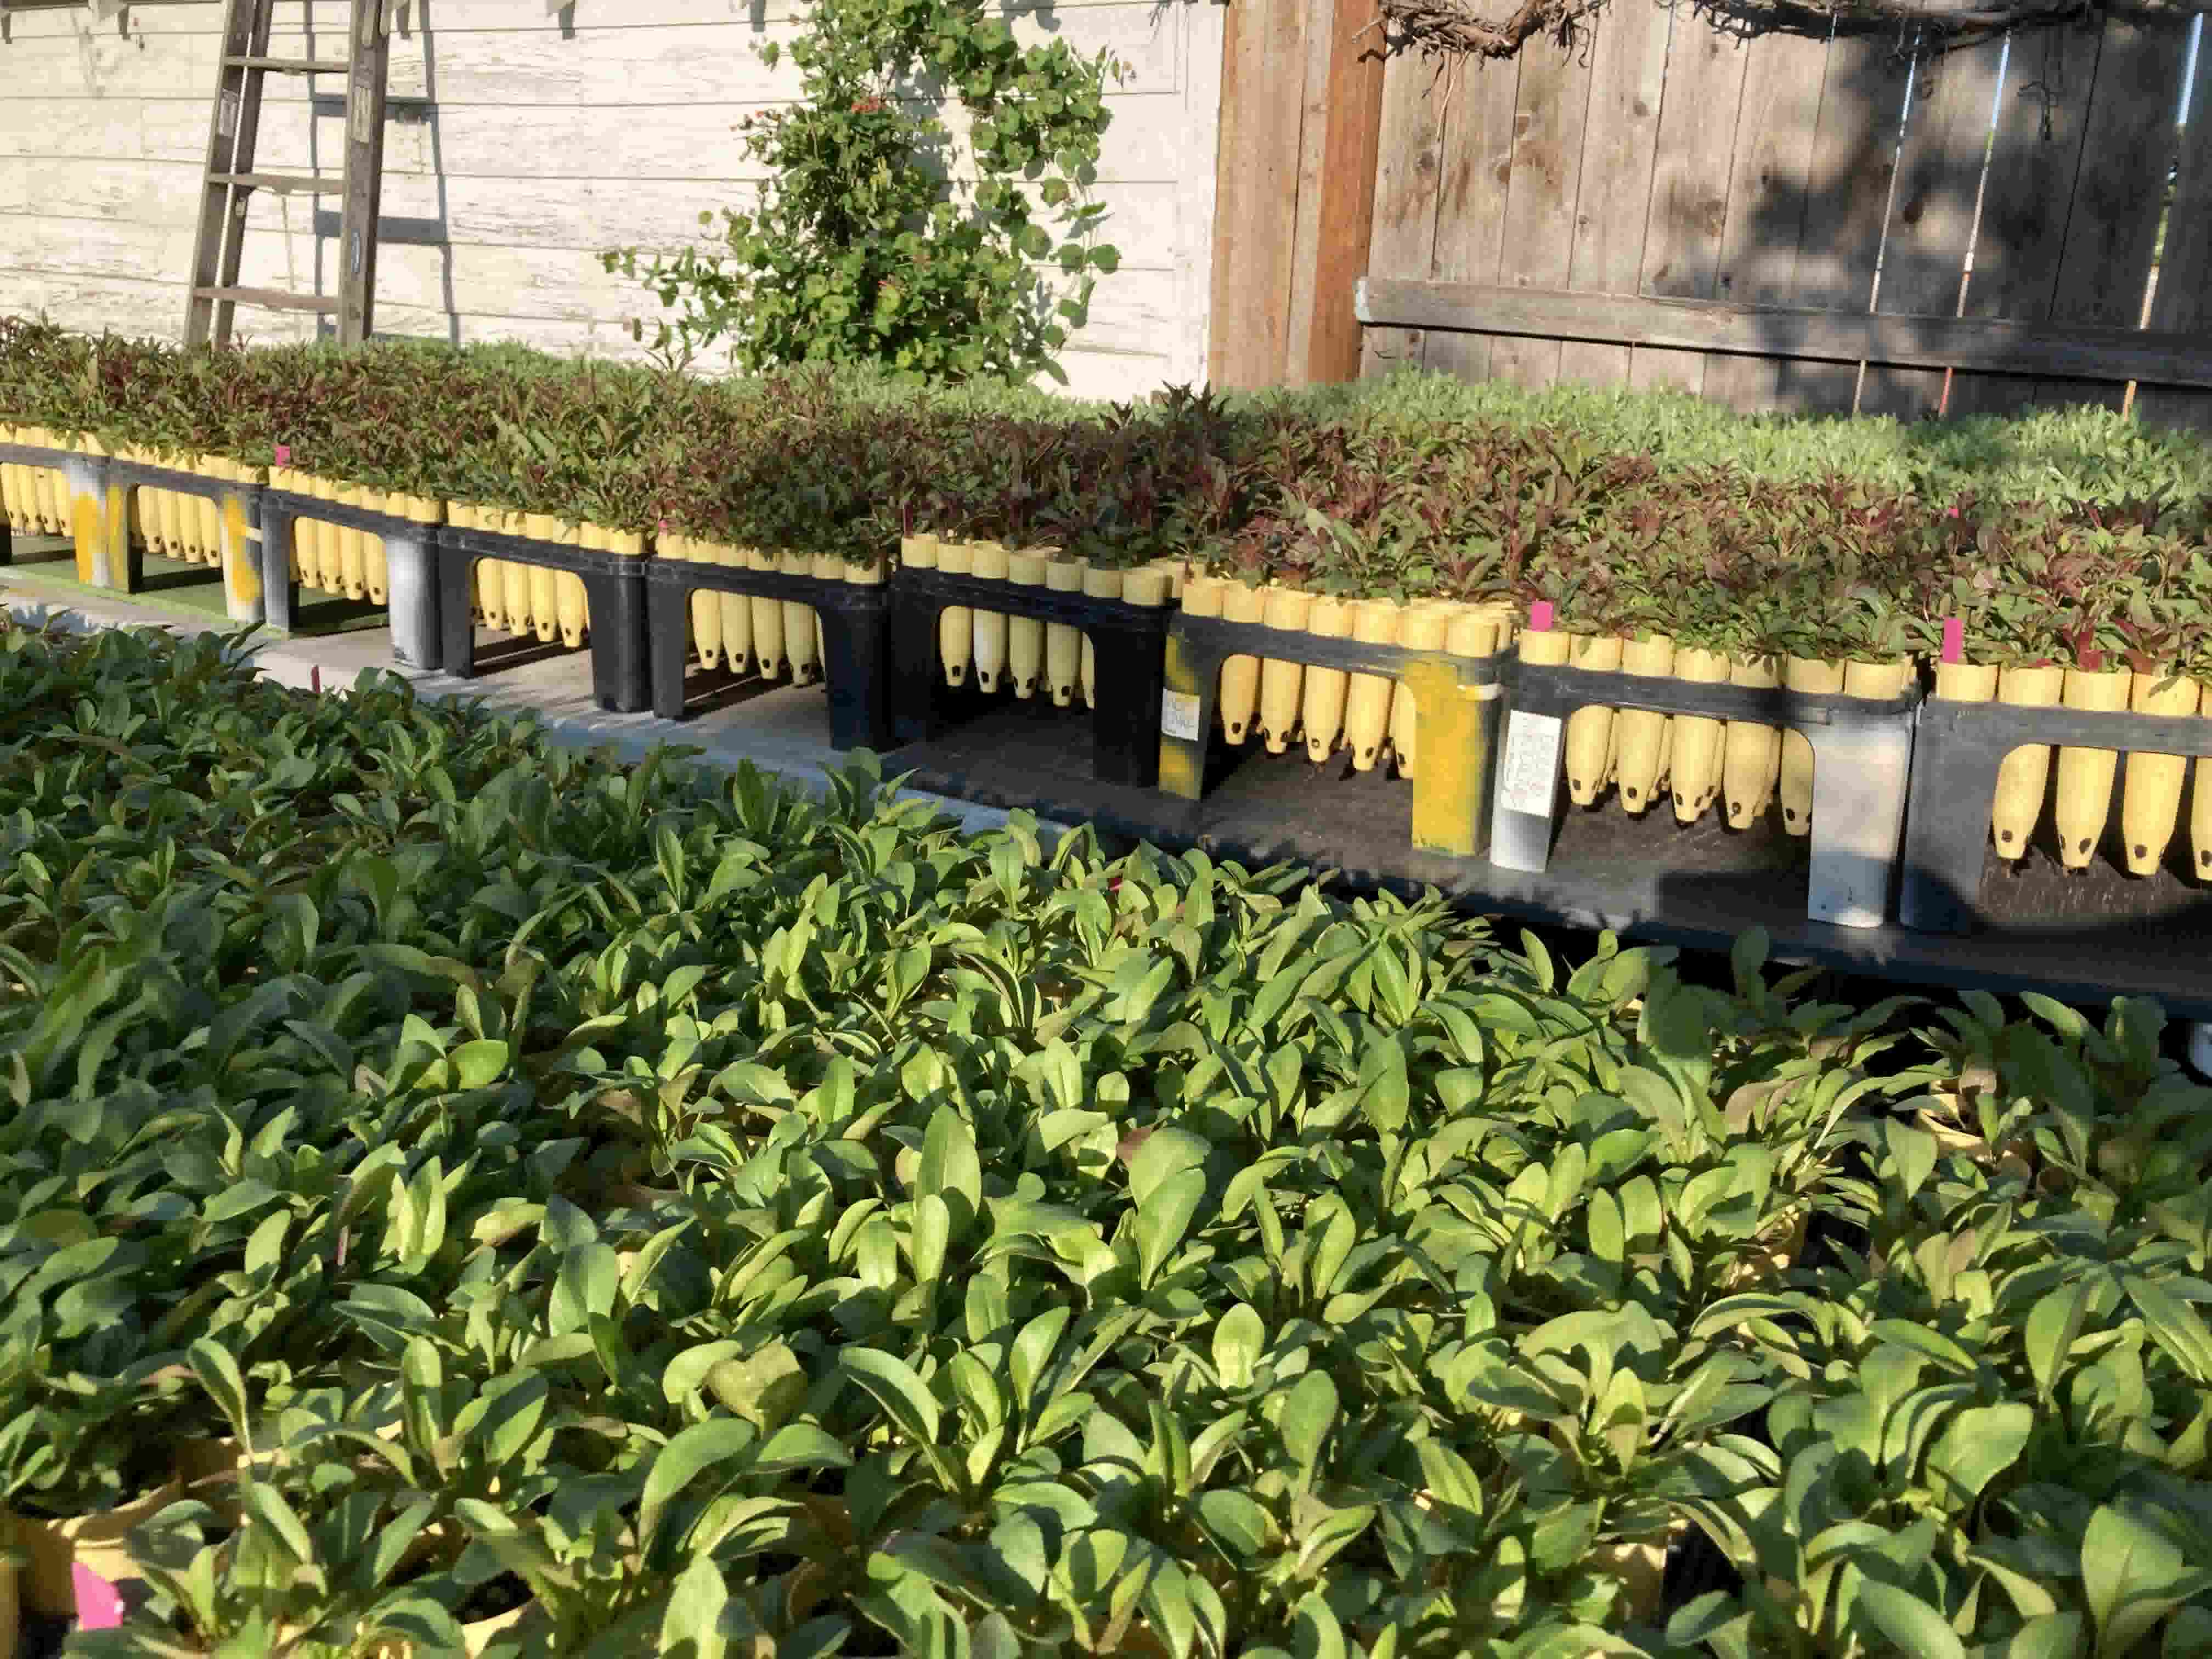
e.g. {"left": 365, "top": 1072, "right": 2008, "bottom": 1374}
{"left": 1160, "top": 690, "right": 1202, "bottom": 743}
{"left": 1497, "top": 711, "right": 1564, "bottom": 817}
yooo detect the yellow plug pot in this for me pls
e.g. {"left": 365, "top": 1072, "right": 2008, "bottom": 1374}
{"left": 1301, "top": 595, "right": 1355, "bottom": 763}
{"left": 1006, "top": 548, "right": 1048, "bottom": 698}
{"left": 1565, "top": 633, "right": 1624, "bottom": 806}
{"left": 2055, "top": 661, "right": 2131, "bottom": 870}
{"left": 936, "top": 539, "right": 975, "bottom": 687}
{"left": 2120, "top": 665, "right": 2200, "bottom": 876}
{"left": 1259, "top": 588, "right": 1314, "bottom": 755}
{"left": 1342, "top": 599, "right": 1402, "bottom": 772}
{"left": 1722, "top": 655, "right": 1783, "bottom": 828}
{"left": 1216, "top": 579, "right": 1267, "bottom": 743}
{"left": 1043, "top": 551, "right": 1085, "bottom": 706}
{"left": 969, "top": 540, "right": 1009, "bottom": 692}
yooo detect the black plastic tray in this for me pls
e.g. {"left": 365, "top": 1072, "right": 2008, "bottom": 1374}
{"left": 1900, "top": 695, "right": 2212, "bottom": 935}
{"left": 890, "top": 566, "right": 1172, "bottom": 787}
{"left": 437, "top": 524, "right": 648, "bottom": 714}
{"left": 640, "top": 557, "right": 891, "bottom": 749}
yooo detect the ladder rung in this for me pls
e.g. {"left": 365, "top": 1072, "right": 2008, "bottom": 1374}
{"left": 194, "top": 286, "right": 343, "bottom": 313}
{"left": 227, "top": 56, "right": 352, "bottom": 74}
{"left": 208, "top": 172, "right": 341, "bottom": 195}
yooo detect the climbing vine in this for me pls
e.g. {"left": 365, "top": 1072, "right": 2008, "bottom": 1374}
{"left": 603, "top": 0, "right": 1125, "bottom": 384}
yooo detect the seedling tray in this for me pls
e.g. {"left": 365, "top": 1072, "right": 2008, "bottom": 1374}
{"left": 891, "top": 566, "right": 1171, "bottom": 787}
{"left": 2, "top": 444, "right": 262, "bottom": 613}
{"left": 890, "top": 708, "right": 2212, "bottom": 1020}
{"left": 640, "top": 558, "right": 891, "bottom": 749}
{"left": 1497, "top": 661, "right": 1922, "bottom": 929}
{"left": 259, "top": 488, "right": 439, "bottom": 668}
{"left": 437, "top": 524, "right": 648, "bottom": 714}
{"left": 0, "top": 437, "right": 81, "bottom": 569}
{"left": 1159, "top": 612, "right": 1505, "bottom": 858}
{"left": 1900, "top": 697, "right": 2212, "bottom": 934}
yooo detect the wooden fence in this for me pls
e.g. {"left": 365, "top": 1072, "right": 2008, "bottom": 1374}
{"left": 1214, "top": 0, "right": 2212, "bottom": 427}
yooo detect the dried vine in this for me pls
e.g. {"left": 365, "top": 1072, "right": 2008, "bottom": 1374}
{"left": 1362, "top": 0, "right": 2100, "bottom": 66}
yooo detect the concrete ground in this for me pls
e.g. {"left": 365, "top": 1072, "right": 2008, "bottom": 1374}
{"left": 0, "top": 564, "right": 1069, "bottom": 843}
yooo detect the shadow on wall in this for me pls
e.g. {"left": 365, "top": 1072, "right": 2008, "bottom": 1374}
{"left": 1394, "top": 7, "right": 2205, "bottom": 430}
{"left": 308, "top": 0, "right": 460, "bottom": 346}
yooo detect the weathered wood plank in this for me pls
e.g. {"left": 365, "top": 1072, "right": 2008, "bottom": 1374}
{"left": 1555, "top": 3, "right": 1669, "bottom": 391}
{"left": 2032, "top": 14, "right": 2188, "bottom": 412}
{"left": 1630, "top": 13, "right": 1747, "bottom": 395}
{"left": 1859, "top": 40, "right": 2006, "bottom": 420}
{"left": 1206, "top": 0, "right": 1308, "bottom": 387}
{"left": 1487, "top": 32, "right": 1595, "bottom": 390}
{"left": 2135, "top": 48, "right": 2212, "bottom": 431}
{"left": 2, "top": 92, "right": 1191, "bottom": 183}
{"left": 1, "top": 0, "right": 1167, "bottom": 41}
{"left": 1169, "top": 0, "right": 1224, "bottom": 387}
{"left": 1770, "top": 36, "right": 1917, "bottom": 413}
{"left": 1945, "top": 25, "right": 2100, "bottom": 416}
{"left": 8, "top": 162, "right": 1184, "bottom": 269}
{"left": 1358, "top": 48, "right": 1447, "bottom": 380}
{"left": 1355, "top": 276, "right": 2212, "bottom": 387}
{"left": 1423, "top": 54, "right": 1522, "bottom": 385}
{"left": 3, "top": 218, "right": 1183, "bottom": 348}
{"left": 1282, "top": 0, "right": 1341, "bottom": 382}
{"left": 1701, "top": 32, "right": 1830, "bottom": 413}
{"left": 1297, "top": 0, "right": 1385, "bottom": 383}
{"left": 0, "top": 12, "right": 1186, "bottom": 100}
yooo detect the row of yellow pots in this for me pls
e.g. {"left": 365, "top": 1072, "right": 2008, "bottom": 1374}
{"left": 1180, "top": 583, "right": 1514, "bottom": 778}
{"left": 443, "top": 502, "right": 641, "bottom": 651}
{"left": 110, "top": 449, "right": 257, "bottom": 571}
{"left": 1935, "top": 659, "right": 2210, "bottom": 875}
{"left": 264, "top": 467, "right": 439, "bottom": 606}
{"left": 1509, "top": 634, "right": 1915, "bottom": 834}
{"left": 660, "top": 537, "right": 885, "bottom": 686}
{"left": 0, "top": 424, "right": 79, "bottom": 538}
{"left": 906, "top": 538, "right": 1180, "bottom": 708}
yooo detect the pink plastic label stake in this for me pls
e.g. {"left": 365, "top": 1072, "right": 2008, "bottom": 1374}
{"left": 74, "top": 1566, "right": 125, "bottom": 1629}
{"left": 273, "top": 444, "right": 291, "bottom": 466}
{"left": 1940, "top": 617, "right": 1964, "bottom": 664}
{"left": 1528, "top": 601, "right": 1555, "bottom": 633}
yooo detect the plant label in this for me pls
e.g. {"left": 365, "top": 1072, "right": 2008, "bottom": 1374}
{"left": 1160, "top": 689, "right": 1202, "bottom": 743}
{"left": 1497, "top": 711, "right": 1564, "bottom": 818}
{"left": 74, "top": 1566, "right": 124, "bottom": 1629}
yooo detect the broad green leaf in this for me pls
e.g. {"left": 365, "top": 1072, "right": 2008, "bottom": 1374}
{"left": 918, "top": 1104, "right": 983, "bottom": 1232}
{"left": 639, "top": 1419, "right": 759, "bottom": 1554}
{"left": 1128, "top": 1127, "right": 1209, "bottom": 1209}
{"left": 1136, "top": 1169, "right": 1206, "bottom": 1287}
{"left": 1195, "top": 1489, "right": 1269, "bottom": 1562}
{"left": 1278, "top": 1370, "right": 1338, "bottom": 1490}
{"left": 843, "top": 1347, "right": 945, "bottom": 1450}
{"left": 659, "top": 1554, "right": 730, "bottom": 1659}
{"left": 1851, "top": 1581, "right": 1963, "bottom": 1659}
{"left": 2083, "top": 1500, "right": 2205, "bottom": 1658}
{"left": 1212, "top": 1303, "right": 1263, "bottom": 1390}
{"left": 1924, "top": 1403, "right": 2032, "bottom": 1509}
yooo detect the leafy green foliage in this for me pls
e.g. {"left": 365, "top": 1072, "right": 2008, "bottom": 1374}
{"left": 599, "top": 0, "right": 1124, "bottom": 383}
{"left": 12, "top": 315, "right": 2212, "bottom": 653}
{"left": 2, "top": 623, "right": 2209, "bottom": 1655}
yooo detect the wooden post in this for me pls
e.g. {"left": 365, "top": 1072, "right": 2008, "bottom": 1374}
{"left": 1208, "top": 0, "right": 1385, "bottom": 390}
{"left": 1305, "top": 0, "right": 1386, "bottom": 383}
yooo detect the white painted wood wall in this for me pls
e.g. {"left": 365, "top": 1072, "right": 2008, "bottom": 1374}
{"left": 0, "top": 0, "right": 1222, "bottom": 400}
